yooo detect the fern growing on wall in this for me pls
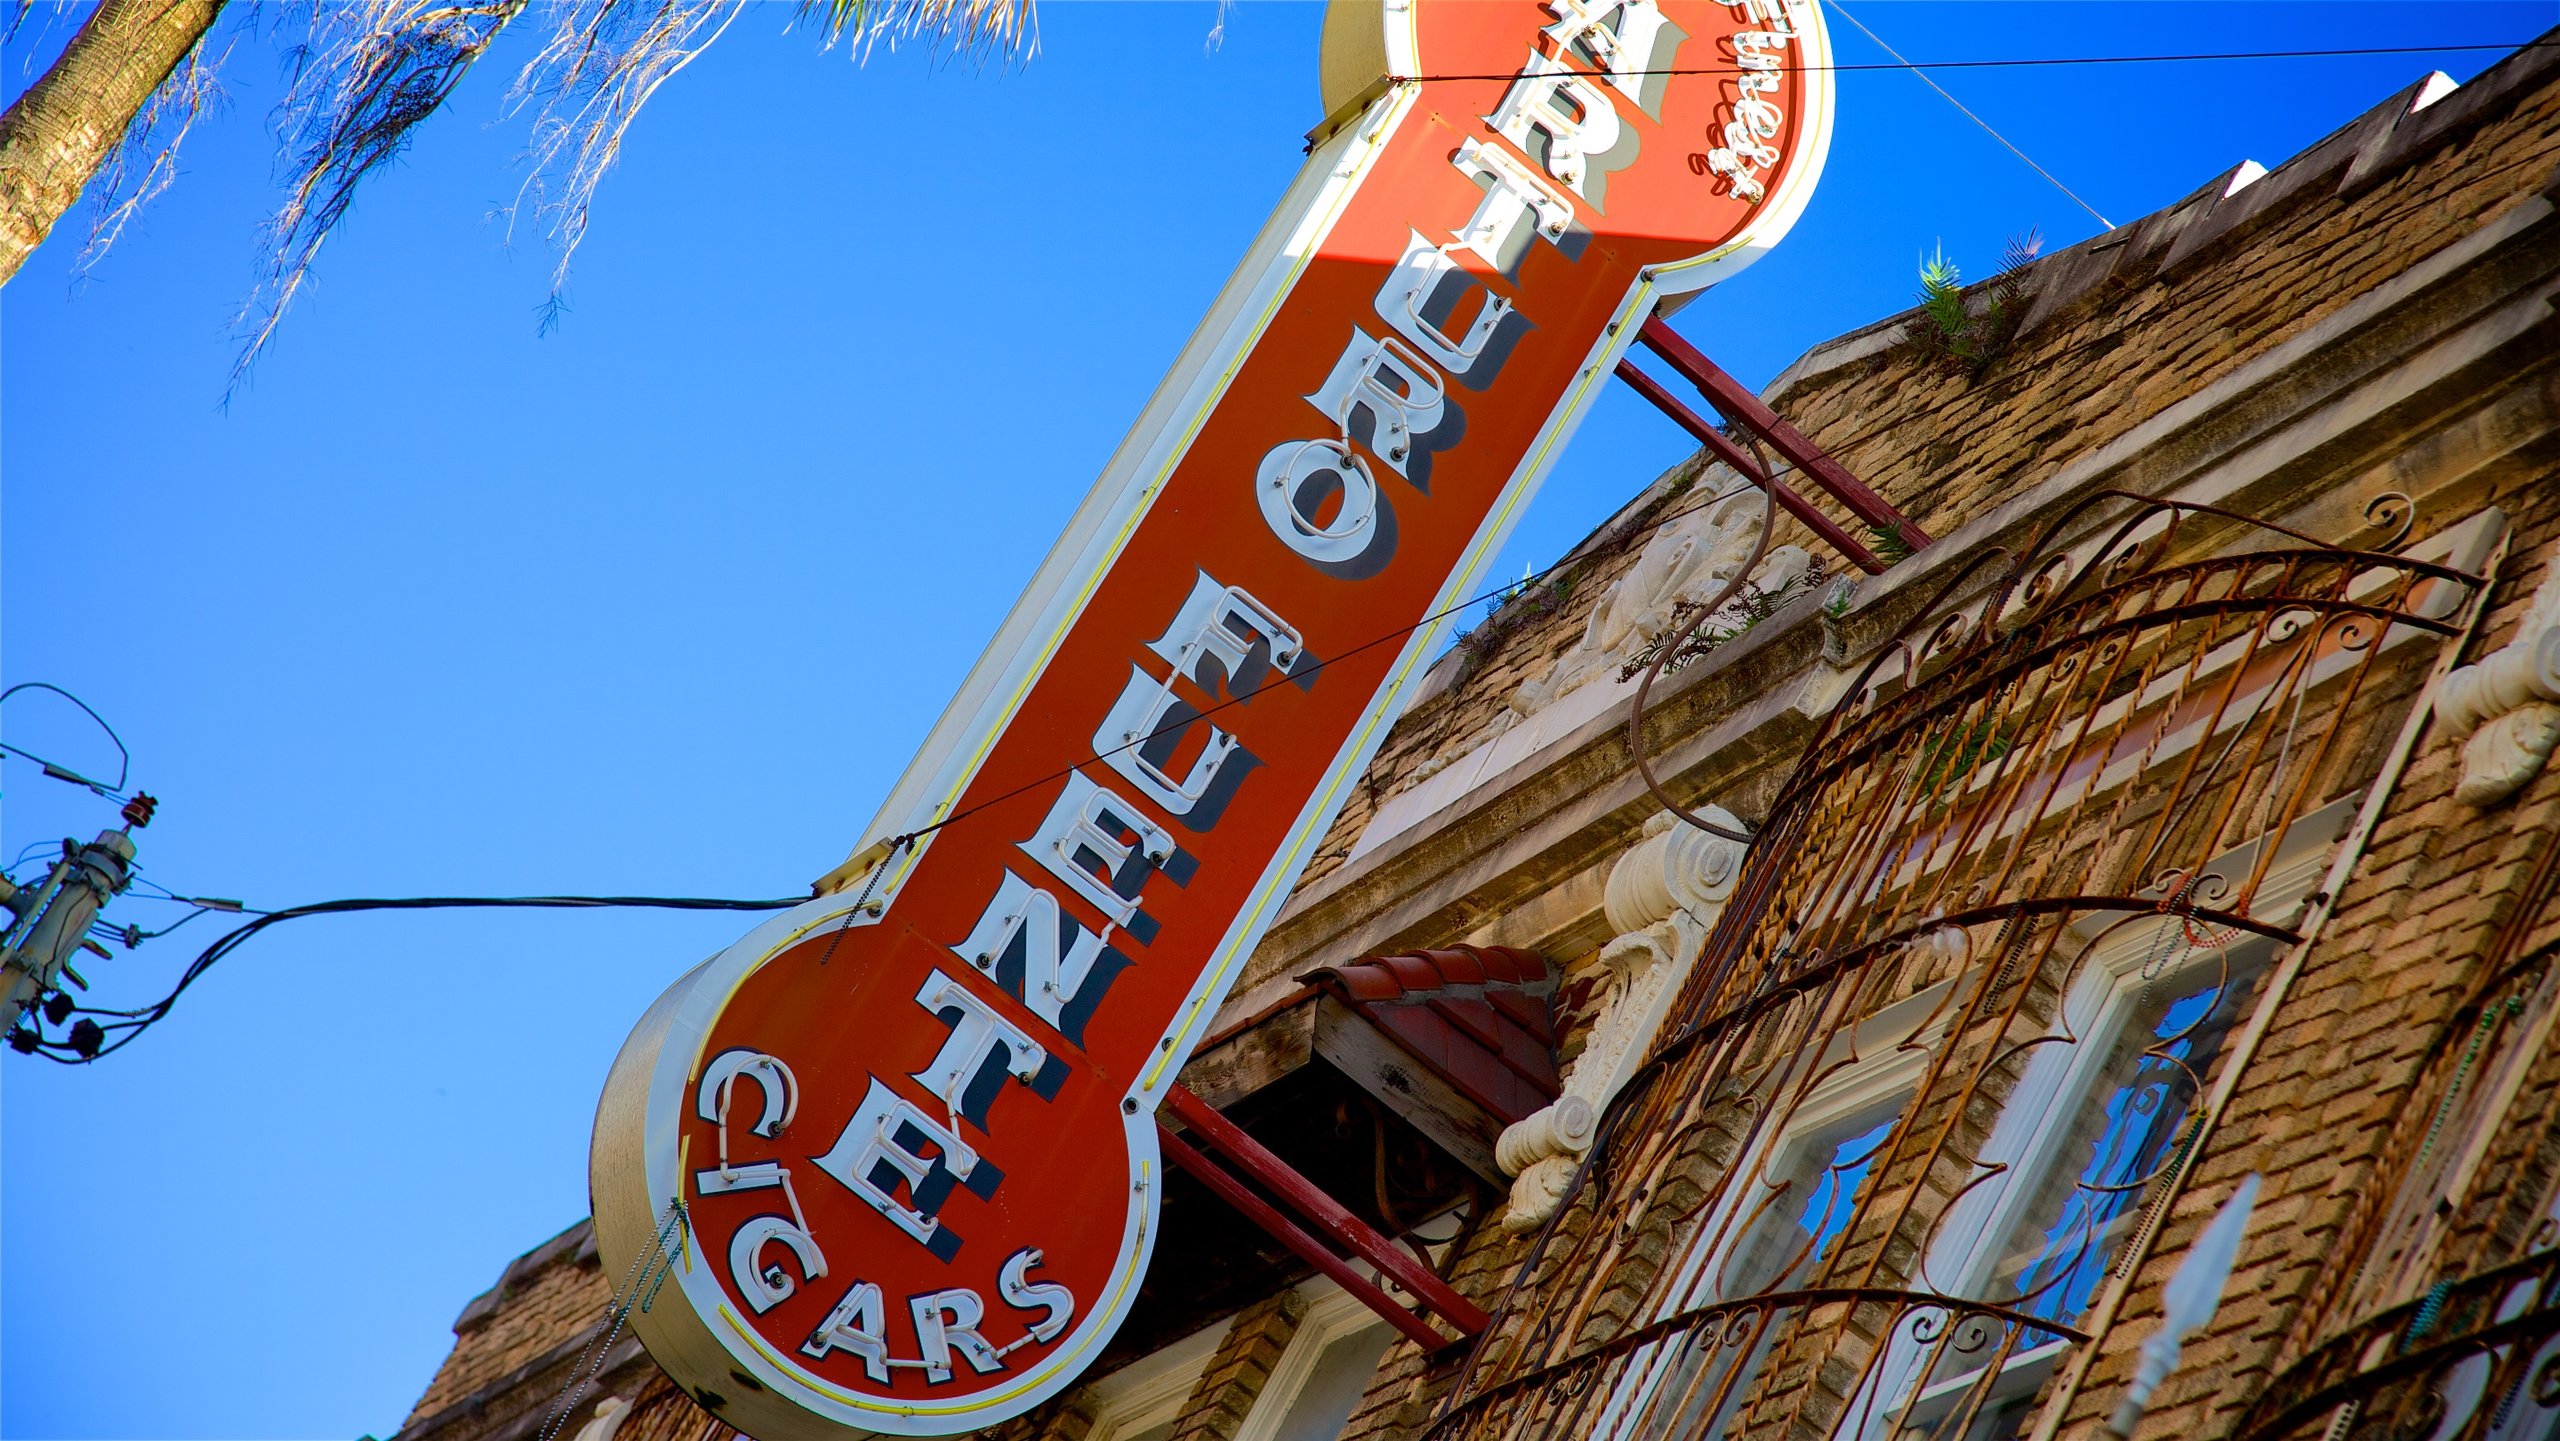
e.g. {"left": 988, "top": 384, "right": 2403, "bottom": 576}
{"left": 1910, "top": 229, "right": 2043, "bottom": 374}
{"left": 1919, "top": 244, "right": 1971, "bottom": 348}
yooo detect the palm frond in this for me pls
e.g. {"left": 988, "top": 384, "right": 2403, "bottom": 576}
{"left": 1909, "top": 231, "right": 2044, "bottom": 375}
{"left": 799, "top": 0, "right": 1036, "bottom": 60}
{"left": 1982, "top": 225, "right": 2044, "bottom": 336}
{"left": 230, "top": 0, "right": 1036, "bottom": 391}
{"left": 1916, "top": 243, "right": 1967, "bottom": 342}
{"left": 1999, "top": 225, "right": 2043, "bottom": 278}
{"left": 75, "top": 19, "right": 235, "bottom": 276}
{"left": 233, "top": 0, "right": 527, "bottom": 393}
{"left": 501, "top": 0, "right": 748, "bottom": 328}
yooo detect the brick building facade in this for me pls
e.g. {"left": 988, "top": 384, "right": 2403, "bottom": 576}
{"left": 389, "top": 29, "right": 2560, "bottom": 1441}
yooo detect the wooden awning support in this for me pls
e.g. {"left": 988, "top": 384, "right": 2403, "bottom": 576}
{"left": 1157, "top": 1083, "right": 1489, "bottom": 1349}
{"left": 1620, "top": 315, "right": 1932, "bottom": 565}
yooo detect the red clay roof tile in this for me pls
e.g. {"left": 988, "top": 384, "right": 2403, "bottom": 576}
{"left": 1295, "top": 944, "right": 1561, "bottom": 1127}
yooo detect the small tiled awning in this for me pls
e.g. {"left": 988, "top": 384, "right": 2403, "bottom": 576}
{"left": 1132, "top": 944, "right": 1562, "bottom": 1351}
{"left": 1297, "top": 944, "right": 1561, "bottom": 1132}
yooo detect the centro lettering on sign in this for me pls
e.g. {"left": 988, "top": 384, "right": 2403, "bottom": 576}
{"left": 591, "top": 1, "right": 1833, "bottom": 1433}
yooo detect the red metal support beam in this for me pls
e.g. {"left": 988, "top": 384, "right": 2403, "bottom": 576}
{"left": 1154, "top": 1123, "right": 1454, "bottom": 1352}
{"left": 1636, "top": 316, "right": 1932, "bottom": 556}
{"left": 1161, "top": 1083, "right": 1491, "bottom": 1337}
{"left": 1613, "top": 359, "right": 1888, "bottom": 575}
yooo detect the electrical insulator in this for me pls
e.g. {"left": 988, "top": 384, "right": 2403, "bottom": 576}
{"left": 0, "top": 829, "right": 136, "bottom": 1041}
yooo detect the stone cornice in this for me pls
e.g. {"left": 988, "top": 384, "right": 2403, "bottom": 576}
{"left": 1213, "top": 164, "right": 2560, "bottom": 1027}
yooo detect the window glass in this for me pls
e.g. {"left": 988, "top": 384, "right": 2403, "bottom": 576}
{"left": 1269, "top": 1321, "right": 1394, "bottom": 1441}
{"left": 1990, "top": 954, "right": 2260, "bottom": 1327}
{"left": 1729, "top": 1113, "right": 1900, "bottom": 1297}
{"left": 1639, "top": 1100, "right": 1907, "bottom": 1440}
{"left": 1884, "top": 942, "right": 2271, "bottom": 1441}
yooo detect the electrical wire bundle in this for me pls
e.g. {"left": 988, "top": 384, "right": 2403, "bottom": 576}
{"left": 19, "top": 892, "right": 805, "bottom": 1064}
{"left": 2, "top": 683, "right": 807, "bottom": 1062}
{"left": 3, "top": 477, "right": 1750, "bottom": 1062}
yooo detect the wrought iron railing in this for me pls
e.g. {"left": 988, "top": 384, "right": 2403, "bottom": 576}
{"left": 1429, "top": 493, "right": 2485, "bottom": 1441}
{"left": 1433, "top": 1289, "right": 2085, "bottom": 1441}
{"left": 2244, "top": 932, "right": 2560, "bottom": 1441}
{"left": 2236, "top": 1246, "right": 2560, "bottom": 1441}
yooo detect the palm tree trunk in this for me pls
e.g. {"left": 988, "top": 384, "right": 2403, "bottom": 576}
{"left": 0, "top": 0, "right": 224, "bottom": 286}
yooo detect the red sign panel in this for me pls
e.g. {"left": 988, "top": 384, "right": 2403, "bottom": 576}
{"left": 592, "top": 3, "right": 1832, "bottom": 1433}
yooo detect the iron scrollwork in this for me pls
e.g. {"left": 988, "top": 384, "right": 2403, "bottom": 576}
{"left": 1431, "top": 493, "right": 2486, "bottom": 1441}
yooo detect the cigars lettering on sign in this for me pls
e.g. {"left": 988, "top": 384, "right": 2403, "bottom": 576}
{"left": 590, "top": 1, "right": 1832, "bottom": 1433}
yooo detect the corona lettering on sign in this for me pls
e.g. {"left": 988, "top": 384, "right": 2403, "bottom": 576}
{"left": 591, "top": 1, "right": 1832, "bottom": 1433}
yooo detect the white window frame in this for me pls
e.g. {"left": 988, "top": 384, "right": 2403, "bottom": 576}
{"left": 1860, "top": 798, "right": 2357, "bottom": 1437}
{"left": 1085, "top": 1317, "right": 1226, "bottom": 1441}
{"left": 1231, "top": 1278, "right": 1398, "bottom": 1441}
{"left": 1591, "top": 993, "right": 1945, "bottom": 1441}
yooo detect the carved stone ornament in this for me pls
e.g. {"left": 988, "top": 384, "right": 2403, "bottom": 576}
{"left": 2436, "top": 540, "right": 2560, "bottom": 807}
{"left": 1347, "top": 493, "right": 1812, "bottom": 864}
{"left": 1494, "top": 807, "right": 1748, "bottom": 1230}
{"left": 1503, "top": 488, "right": 1812, "bottom": 730}
{"left": 570, "top": 1396, "right": 632, "bottom": 1441}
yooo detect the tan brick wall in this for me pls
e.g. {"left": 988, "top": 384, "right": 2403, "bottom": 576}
{"left": 2067, "top": 480, "right": 2560, "bottom": 1441}
{"left": 1292, "top": 458, "right": 1719, "bottom": 897}
{"left": 1337, "top": 1211, "right": 1542, "bottom": 1441}
{"left": 406, "top": 1249, "right": 611, "bottom": 1425}
{"left": 1161, "top": 1289, "right": 1309, "bottom": 1441}
{"left": 2435, "top": 989, "right": 2560, "bottom": 1273}
{"left": 1355, "top": 42, "right": 2560, "bottom": 1439}
{"left": 398, "top": 38, "right": 2560, "bottom": 1441}
{"left": 976, "top": 1388, "right": 1102, "bottom": 1441}
{"left": 1283, "top": 49, "right": 2560, "bottom": 921}
{"left": 610, "top": 1374, "right": 728, "bottom": 1441}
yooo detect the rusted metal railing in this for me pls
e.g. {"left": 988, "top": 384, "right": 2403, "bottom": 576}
{"left": 1430, "top": 494, "right": 2485, "bottom": 1441}
{"left": 2237, "top": 1245, "right": 2560, "bottom": 1441}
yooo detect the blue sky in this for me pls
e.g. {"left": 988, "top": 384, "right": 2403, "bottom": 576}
{"left": 3, "top": 2, "right": 2549, "bottom": 1436}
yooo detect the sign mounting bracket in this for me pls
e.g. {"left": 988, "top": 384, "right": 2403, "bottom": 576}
{"left": 1624, "top": 315, "right": 1932, "bottom": 564}
{"left": 1160, "top": 1083, "right": 1488, "bottom": 1346}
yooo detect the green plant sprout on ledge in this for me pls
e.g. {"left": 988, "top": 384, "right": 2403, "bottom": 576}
{"left": 1911, "top": 229, "right": 2043, "bottom": 374}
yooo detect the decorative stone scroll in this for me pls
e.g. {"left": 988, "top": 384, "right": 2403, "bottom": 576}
{"left": 2436, "top": 540, "right": 2560, "bottom": 806}
{"left": 569, "top": 1397, "right": 632, "bottom": 1441}
{"left": 1494, "top": 807, "right": 1747, "bottom": 1230}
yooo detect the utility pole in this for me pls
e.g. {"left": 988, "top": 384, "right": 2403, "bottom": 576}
{"left": 1, "top": 794, "right": 151, "bottom": 1052}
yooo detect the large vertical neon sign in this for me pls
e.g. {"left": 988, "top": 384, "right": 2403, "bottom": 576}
{"left": 592, "top": 3, "right": 1833, "bottom": 1434}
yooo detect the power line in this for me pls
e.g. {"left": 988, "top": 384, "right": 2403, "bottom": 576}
{"left": 845, "top": 135, "right": 2560, "bottom": 871}
{"left": 16, "top": 470, "right": 1758, "bottom": 1054}
{"left": 13, "top": 473, "right": 1758, "bottom": 1064}
{"left": 0, "top": 682, "right": 132, "bottom": 797}
{"left": 1390, "top": 38, "right": 2553, "bottom": 83}
{"left": 861, "top": 479, "right": 1769, "bottom": 863}
{"left": 33, "top": 55, "right": 2544, "bottom": 1051}
{"left": 20, "top": 893, "right": 803, "bottom": 1062}
{"left": 1826, "top": 0, "right": 2115, "bottom": 230}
